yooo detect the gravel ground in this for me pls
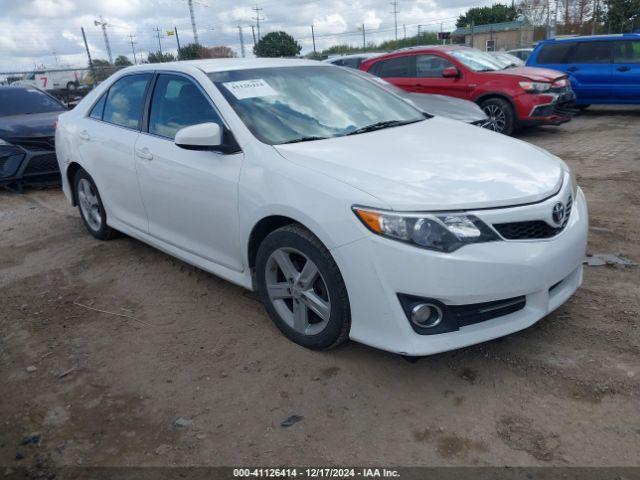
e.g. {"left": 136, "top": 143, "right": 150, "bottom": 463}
{"left": 1, "top": 106, "right": 639, "bottom": 471}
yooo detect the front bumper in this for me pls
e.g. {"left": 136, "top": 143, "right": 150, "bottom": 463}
{"left": 0, "top": 141, "right": 61, "bottom": 189}
{"left": 516, "top": 89, "right": 577, "bottom": 127}
{"left": 332, "top": 187, "right": 588, "bottom": 356}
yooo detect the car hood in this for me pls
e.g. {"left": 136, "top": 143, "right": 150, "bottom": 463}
{"left": 489, "top": 66, "right": 566, "bottom": 82}
{"left": 274, "top": 117, "right": 564, "bottom": 211}
{"left": 403, "top": 93, "right": 487, "bottom": 123}
{"left": 0, "top": 111, "right": 61, "bottom": 140}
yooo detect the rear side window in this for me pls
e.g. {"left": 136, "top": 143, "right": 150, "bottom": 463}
{"left": 374, "top": 56, "right": 413, "bottom": 77}
{"left": 148, "top": 74, "right": 221, "bottom": 140}
{"left": 102, "top": 74, "right": 152, "bottom": 129}
{"left": 416, "top": 55, "right": 454, "bottom": 77}
{"left": 341, "top": 57, "right": 362, "bottom": 69}
{"left": 614, "top": 40, "right": 640, "bottom": 63}
{"left": 569, "top": 41, "right": 612, "bottom": 64}
{"left": 89, "top": 94, "right": 106, "bottom": 120}
{"left": 536, "top": 43, "right": 576, "bottom": 64}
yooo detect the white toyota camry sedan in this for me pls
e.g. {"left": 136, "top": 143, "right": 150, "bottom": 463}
{"left": 55, "top": 59, "right": 588, "bottom": 356}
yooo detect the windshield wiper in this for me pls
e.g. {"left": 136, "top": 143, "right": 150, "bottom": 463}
{"left": 280, "top": 136, "right": 329, "bottom": 144}
{"left": 344, "top": 119, "right": 420, "bottom": 136}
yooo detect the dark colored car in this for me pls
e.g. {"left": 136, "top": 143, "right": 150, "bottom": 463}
{"left": 526, "top": 34, "right": 640, "bottom": 106}
{"left": 0, "top": 86, "right": 66, "bottom": 190}
{"left": 360, "top": 45, "right": 576, "bottom": 135}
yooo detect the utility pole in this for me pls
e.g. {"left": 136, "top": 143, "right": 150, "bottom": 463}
{"left": 552, "top": 0, "right": 559, "bottom": 37}
{"left": 187, "top": 0, "right": 199, "bottom": 44}
{"left": 81, "top": 27, "right": 96, "bottom": 87}
{"left": 94, "top": 16, "right": 113, "bottom": 64}
{"left": 153, "top": 27, "right": 163, "bottom": 58}
{"left": 440, "top": 22, "right": 444, "bottom": 45}
{"left": 417, "top": 24, "right": 421, "bottom": 45}
{"left": 403, "top": 24, "right": 406, "bottom": 39}
{"left": 362, "top": 24, "right": 366, "bottom": 49}
{"left": 128, "top": 33, "right": 138, "bottom": 64}
{"left": 470, "top": 20, "right": 475, "bottom": 48}
{"left": 311, "top": 24, "right": 316, "bottom": 54}
{"left": 252, "top": 5, "right": 264, "bottom": 41}
{"left": 390, "top": 1, "right": 399, "bottom": 41}
{"left": 174, "top": 27, "right": 182, "bottom": 52}
{"left": 238, "top": 25, "right": 246, "bottom": 57}
{"left": 251, "top": 25, "right": 257, "bottom": 45}
{"left": 591, "top": 0, "right": 598, "bottom": 34}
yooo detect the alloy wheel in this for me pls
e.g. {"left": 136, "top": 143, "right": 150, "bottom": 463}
{"left": 77, "top": 178, "right": 102, "bottom": 231}
{"left": 483, "top": 104, "right": 506, "bottom": 133}
{"left": 265, "top": 247, "right": 331, "bottom": 336}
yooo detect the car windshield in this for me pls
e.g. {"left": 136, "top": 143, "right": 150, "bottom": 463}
{"left": 0, "top": 88, "right": 65, "bottom": 116}
{"left": 208, "top": 66, "right": 425, "bottom": 145}
{"left": 450, "top": 49, "right": 504, "bottom": 72}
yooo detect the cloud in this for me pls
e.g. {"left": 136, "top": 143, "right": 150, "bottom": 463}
{"left": 0, "top": 0, "right": 494, "bottom": 72}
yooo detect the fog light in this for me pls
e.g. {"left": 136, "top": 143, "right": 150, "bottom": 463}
{"left": 410, "top": 303, "right": 443, "bottom": 328}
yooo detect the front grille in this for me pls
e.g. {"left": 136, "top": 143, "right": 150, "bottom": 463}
{"left": 23, "top": 154, "right": 59, "bottom": 175}
{"left": 494, "top": 195, "right": 573, "bottom": 240}
{"left": 451, "top": 296, "right": 527, "bottom": 327}
{"left": 9, "top": 136, "right": 55, "bottom": 152}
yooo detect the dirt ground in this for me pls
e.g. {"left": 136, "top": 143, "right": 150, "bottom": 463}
{"left": 1, "top": 106, "right": 639, "bottom": 470}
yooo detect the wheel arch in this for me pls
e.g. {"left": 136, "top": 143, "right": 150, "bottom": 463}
{"left": 66, "top": 161, "right": 84, "bottom": 206}
{"left": 247, "top": 215, "right": 303, "bottom": 272}
{"left": 475, "top": 92, "right": 517, "bottom": 113}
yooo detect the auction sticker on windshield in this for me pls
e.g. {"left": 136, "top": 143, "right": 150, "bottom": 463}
{"left": 223, "top": 79, "right": 278, "bottom": 100}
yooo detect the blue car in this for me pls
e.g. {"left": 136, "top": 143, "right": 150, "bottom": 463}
{"left": 527, "top": 34, "right": 640, "bottom": 106}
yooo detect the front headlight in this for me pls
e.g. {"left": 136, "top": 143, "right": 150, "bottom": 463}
{"left": 353, "top": 207, "right": 500, "bottom": 253}
{"left": 519, "top": 81, "right": 552, "bottom": 93}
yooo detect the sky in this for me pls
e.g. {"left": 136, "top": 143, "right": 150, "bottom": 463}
{"left": 0, "top": 0, "right": 495, "bottom": 73}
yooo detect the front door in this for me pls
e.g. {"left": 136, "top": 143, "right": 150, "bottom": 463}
{"left": 414, "top": 54, "right": 470, "bottom": 99}
{"left": 612, "top": 39, "right": 640, "bottom": 103}
{"left": 564, "top": 41, "right": 613, "bottom": 103}
{"left": 134, "top": 73, "right": 243, "bottom": 271}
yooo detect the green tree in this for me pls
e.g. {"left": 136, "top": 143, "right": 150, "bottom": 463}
{"left": 114, "top": 55, "right": 132, "bottom": 66}
{"left": 456, "top": 4, "right": 519, "bottom": 27}
{"left": 147, "top": 51, "right": 177, "bottom": 63}
{"left": 178, "top": 42, "right": 207, "bottom": 60}
{"left": 603, "top": 0, "right": 640, "bottom": 32}
{"left": 253, "top": 31, "right": 301, "bottom": 57}
{"left": 87, "top": 58, "right": 117, "bottom": 84}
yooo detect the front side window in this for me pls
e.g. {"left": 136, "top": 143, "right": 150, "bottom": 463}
{"left": 416, "top": 55, "right": 454, "bottom": 77}
{"left": 208, "top": 66, "right": 424, "bottom": 145}
{"left": 570, "top": 42, "right": 612, "bottom": 64}
{"left": 536, "top": 43, "right": 576, "bottom": 64}
{"left": 0, "top": 87, "right": 66, "bottom": 117}
{"left": 614, "top": 40, "right": 640, "bottom": 63}
{"left": 148, "top": 74, "right": 221, "bottom": 139}
{"left": 449, "top": 49, "right": 503, "bottom": 72}
{"left": 376, "top": 56, "right": 413, "bottom": 77}
{"left": 102, "top": 73, "right": 152, "bottom": 129}
{"left": 89, "top": 93, "right": 107, "bottom": 120}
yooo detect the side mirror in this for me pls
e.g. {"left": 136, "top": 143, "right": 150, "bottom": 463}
{"left": 442, "top": 67, "right": 460, "bottom": 78}
{"left": 175, "top": 122, "right": 222, "bottom": 150}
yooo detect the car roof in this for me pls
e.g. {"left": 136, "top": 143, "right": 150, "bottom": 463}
{"left": 324, "top": 53, "right": 384, "bottom": 61}
{"left": 541, "top": 33, "right": 640, "bottom": 43}
{"left": 119, "top": 58, "right": 327, "bottom": 74}
{"left": 0, "top": 85, "right": 38, "bottom": 91}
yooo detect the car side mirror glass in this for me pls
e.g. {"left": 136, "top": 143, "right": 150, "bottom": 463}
{"left": 175, "top": 122, "right": 222, "bottom": 150}
{"left": 442, "top": 67, "right": 460, "bottom": 78}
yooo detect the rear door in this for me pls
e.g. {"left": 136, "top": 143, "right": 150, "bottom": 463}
{"left": 414, "top": 54, "right": 470, "bottom": 98}
{"left": 564, "top": 41, "right": 613, "bottom": 103}
{"left": 367, "top": 55, "right": 416, "bottom": 92}
{"left": 78, "top": 73, "right": 152, "bottom": 231}
{"left": 612, "top": 39, "right": 640, "bottom": 103}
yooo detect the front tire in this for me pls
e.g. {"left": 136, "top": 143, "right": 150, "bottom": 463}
{"left": 74, "top": 169, "right": 116, "bottom": 240}
{"left": 66, "top": 81, "right": 78, "bottom": 91}
{"left": 481, "top": 97, "right": 516, "bottom": 135}
{"left": 256, "top": 224, "right": 351, "bottom": 350}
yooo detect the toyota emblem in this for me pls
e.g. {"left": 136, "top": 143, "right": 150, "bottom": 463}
{"left": 552, "top": 202, "right": 565, "bottom": 225}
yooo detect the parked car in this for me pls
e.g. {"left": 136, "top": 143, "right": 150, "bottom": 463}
{"left": 0, "top": 86, "right": 66, "bottom": 190}
{"left": 324, "top": 53, "right": 384, "bottom": 69}
{"left": 55, "top": 59, "right": 588, "bottom": 356}
{"left": 360, "top": 45, "right": 576, "bottom": 135}
{"left": 526, "top": 34, "right": 640, "bottom": 106}
{"left": 507, "top": 48, "right": 534, "bottom": 62}
{"left": 488, "top": 51, "right": 525, "bottom": 67}
{"left": 15, "top": 69, "right": 86, "bottom": 91}
{"left": 350, "top": 69, "right": 489, "bottom": 125}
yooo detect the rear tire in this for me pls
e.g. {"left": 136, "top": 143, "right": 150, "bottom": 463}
{"left": 481, "top": 97, "right": 516, "bottom": 135}
{"left": 66, "top": 81, "right": 78, "bottom": 91}
{"left": 74, "top": 169, "right": 116, "bottom": 240}
{"left": 256, "top": 224, "right": 351, "bottom": 350}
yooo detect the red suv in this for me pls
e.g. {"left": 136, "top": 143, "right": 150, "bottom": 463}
{"left": 360, "top": 45, "right": 575, "bottom": 135}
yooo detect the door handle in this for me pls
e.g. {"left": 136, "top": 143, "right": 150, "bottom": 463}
{"left": 566, "top": 66, "right": 579, "bottom": 72}
{"left": 135, "top": 148, "right": 153, "bottom": 161}
{"left": 617, "top": 66, "right": 631, "bottom": 72}
{"left": 79, "top": 130, "right": 91, "bottom": 141}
